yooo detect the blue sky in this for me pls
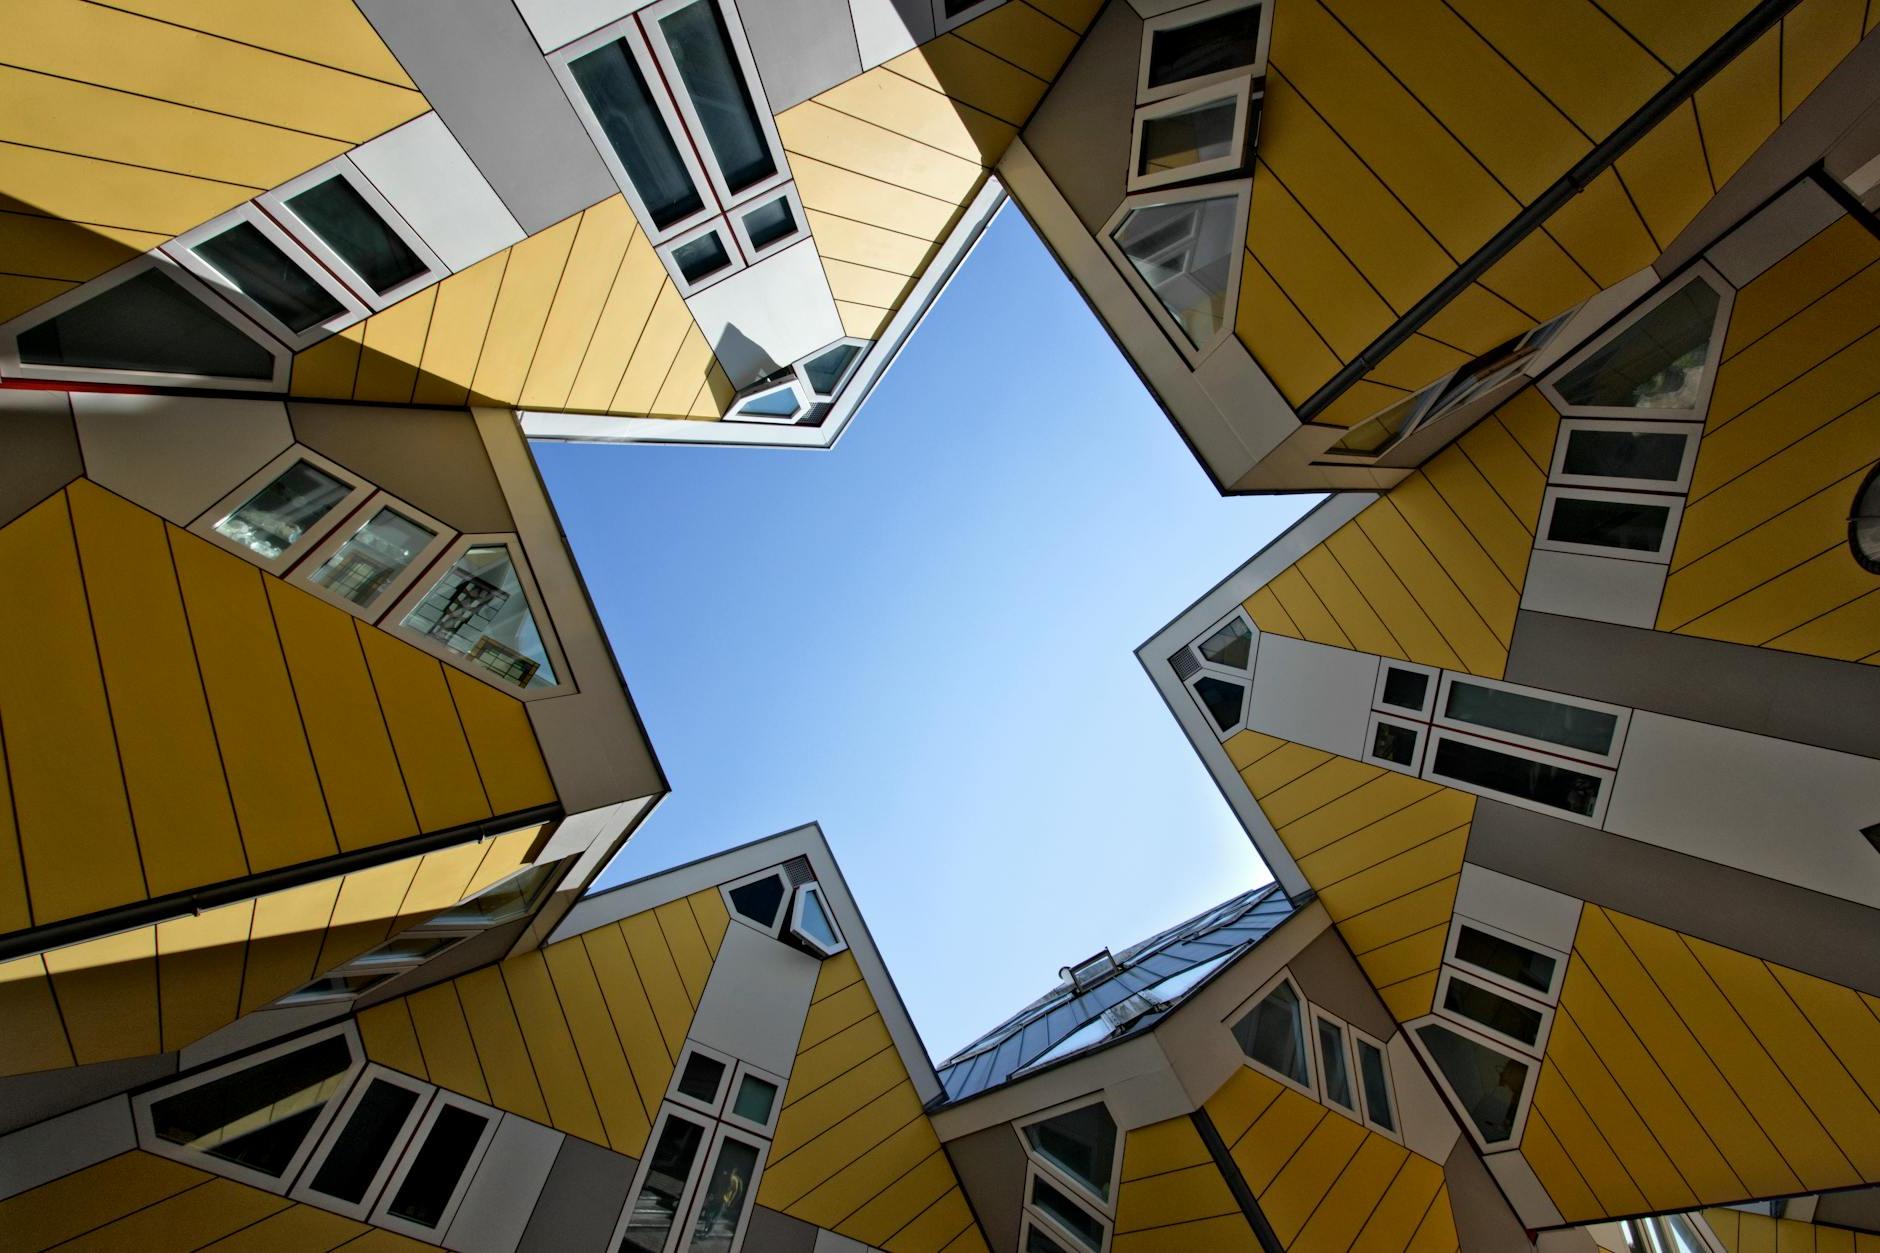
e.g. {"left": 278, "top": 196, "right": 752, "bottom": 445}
{"left": 534, "top": 205, "right": 1314, "bottom": 1059}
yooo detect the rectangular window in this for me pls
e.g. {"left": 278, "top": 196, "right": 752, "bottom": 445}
{"left": 672, "top": 1044, "right": 732, "bottom": 1114}
{"left": 374, "top": 1095, "right": 497, "bottom": 1236}
{"left": 1437, "top": 971, "right": 1550, "bottom": 1052}
{"left": 677, "top": 1127, "right": 767, "bottom": 1253}
{"left": 192, "top": 447, "right": 369, "bottom": 574}
{"left": 730, "top": 186, "right": 805, "bottom": 260}
{"left": 1364, "top": 711, "right": 1425, "bottom": 775}
{"left": 1551, "top": 420, "right": 1701, "bottom": 491}
{"left": 1435, "top": 674, "right": 1627, "bottom": 765}
{"left": 658, "top": 221, "right": 745, "bottom": 296}
{"left": 1315, "top": 1015, "right": 1356, "bottom": 1113}
{"left": 567, "top": 33, "right": 711, "bottom": 235}
{"left": 1029, "top": 1169, "right": 1107, "bottom": 1252}
{"left": 1375, "top": 663, "right": 1435, "bottom": 717}
{"left": 619, "top": 1111, "right": 711, "bottom": 1253}
{"left": 293, "top": 1066, "right": 433, "bottom": 1219}
{"left": 1354, "top": 1035, "right": 1397, "bottom": 1136}
{"left": 1426, "top": 730, "right": 1612, "bottom": 824}
{"left": 1127, "top": 79, "right": 1257, "bottom": 193}
{"left": 262, "top": 159, "right": 442, "bottom": 310}
{"left": 174, "top": 214, "right": 359, "bottom": 349}
{"left": 1537, "top": 487, "right": 1682, "bottom": 562}
{"left": 1447, "top": 919, "right": 1564, "bottom": 1002}
{"left": 1414, "top": 1020, "right": 1531, "bottom": 1148}
{"left": 1104, "top": 182, "right": 1249, "bottom": 362}
{"left": 298, "top": 498, "right": 449, "bottom": 619}
{"left": 1138, "top": 0, "right": 1269, "bottom": 103}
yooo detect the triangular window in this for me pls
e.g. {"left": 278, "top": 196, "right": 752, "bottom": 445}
{"left": 13, "top": 264, "right": 280, "bottom": 383}
{"left": 401, "top": 543, "right": 559, "bottom": 689}
{"left": 1231, "top": 975, "right": 1309, "bottom": 1087}
{"left": 1554, "top": 276, "right": 1722, "bottom": 411}
{"left": 1021, "top": 1103, "right": 1118, "bottom": 1205}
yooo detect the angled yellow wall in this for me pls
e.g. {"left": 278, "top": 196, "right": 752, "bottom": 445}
{"left": 759, "top": 951, "right": 988, "bottom": 1253}
{"left": 1706, "top": 1207, "right": 1880, "bottom": 1252}
{"left": 1112, "top": 1115, "right": 1261, "bottom": 1252}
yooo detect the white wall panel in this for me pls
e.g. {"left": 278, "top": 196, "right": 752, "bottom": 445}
{"left": 686, "top": 238, "right": 844, "bottom": 387}
{"left": 445, "top": 1115, "right": 564, "bottom": 1253}
{"left": 1387, "top": 1033, "right": 1462, "bottom": 1166}
{"left": 512, "top": 0, "right": 642, "bottom": 51}
{"left": 848, "top": 0, "right": 933, "bottom": 68}
{"left": 1453, "top": 865, "right": 1583, "bottom": 956}
{"left": 1486, "top": 1149, "right": 1566, "bottom": 1230}
{"left": 1708, "top": 179, "right": 1840, "bottom": 286}
{"left": 688, "top": 921, "right": 821, "bottom": 1078}
{"left": 352, "top": 114, "right": 527, "bottom": 273}
{"left": 1519, "top": 549, "right": 1666, "bottom": 629}
{"left": 1245, "top": 635, "right": 1377, "bottom": 759}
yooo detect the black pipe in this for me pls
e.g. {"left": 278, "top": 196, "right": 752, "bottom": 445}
{"left": 1192, "top": 1107, "right": 1286, "bottom": 1253}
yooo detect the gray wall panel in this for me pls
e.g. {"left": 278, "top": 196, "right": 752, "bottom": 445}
{"left": 743, "top": 0, "right": 862, "bottom": 112}
{"left": 1443, "top": 1138, "right": 1530, "bottom": 1251}
{"left": 1021, "top": 0, "right": 1141, "bottom": 236}
{"left": 1287, "top": 928, "right": 1397, "bottom": 1042}
{"left": 357, "top": 0, "right": 616, "bottom": 234}
{"left": 287, "top": 402, "right": 516, "bottom": 534}
{"left": 516, "top": 1134, "right": 637, "bottom": 1253}
{"left": 1814, "top": 1186, "right": 1880, "bottom": 1234}
{"left": 945, "top": 1123, "right": 1025, "bottom": 1253}
{"left": 0, "top": 389, "right": 82, "bottom": 529}
{"left": 743, "top": 1205, "right": 820, "bottom": 1253}
{"left": 0, "top": 1054, "right": 176, "bottom": 1137}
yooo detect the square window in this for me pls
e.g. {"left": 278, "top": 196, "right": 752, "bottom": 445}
{"left": 1138, "top": 0, "right": 1270, "bottom": 103}
{"left": 1128, "top": 79, "right": 1258, "bottom": 193}
{"left": 1364, "top": 713, "right": 1423, "bottom": 774}
{"left": 310, "top": 507, "right": 439, "bottom": 609}
{"left": 192, "top": 447, "right": 371, "bottom": 574}
{"left": 1537, "top": 487, "right": 1683, "bottom": 563}
{"left": 1551, "top": 419, "right": 1702, "bottom": 492}
{"left": 167, "top": 205, "right": 365, "bottom": 350}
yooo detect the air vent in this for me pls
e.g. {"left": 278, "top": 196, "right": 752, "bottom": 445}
{"left": 1062, "top": 949, "right": 1121, "bottom": 993}
{"left": 1169, "top": 646, "right": 1200, "bottom": 681}
{"left": 782, "top": 855, "right": 815, "bottom": 886}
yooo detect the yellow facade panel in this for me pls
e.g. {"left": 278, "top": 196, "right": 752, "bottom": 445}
{"left": 1457, "top": 411, "right": 1547, "bottom": 532}
{"left": 581, "top": 924, "right": 677, "bottom": 1116}
{"left": 0, "top": 139, "right": 250, "bottom": 241}
{"left": 772, "top": 1047, "right": 909, "bottom": 1162}
{"left": 687, "top": 886, "right": 731, "bottom": 959}
{"left": 1531, "top": 1061, "right": 1649, "bottom": 1217}
{"left": 1292, "top": 1132, "right": 1411, "bottom": 1253}
{"left": 817, "top": 71, "right": 1016, "bottom": 165}
{"left": 1262, "top": 755, "right": 1387, "bottom": 831}
{"left": 1314, "top": 827, "right": 1468, "bottom": 922}
{"left": 1121, "top": 1114, "right": 1212, "bottom": 1179}
{"left": 651, "top": 326, "right": 719, "bottom": 418}
{"left": 1675, "top": 514, "right": 1877, "bottom": 649}
{"left": 1250, "top": 166, "right": 1398, "bottom": 360}
{"left": 790, "top": 1015, "right": 896, "bottom": 1105}
{"left": 1314, "top": 380, "right": 1409, "bottom": 430}
{"left": 1205, "top": 1065, "right": 1285, "bottom": 1149}
{"left": 469, "top": 213, "right": 580, "bottom": 406}
{"left": 1596, "top": 0, "right": 1757, "bottom": 69}
{"left": 620, "top": 910, "right": 698, "bottom": 1056}
{"left": 0, "top": 723, "right": 25, "bottom": 935}
{"left": 356, "top": 624, "right": 493, "bottom": 833}
{"left": 1479, "top": 225, "right": 1601, "bottom": 324}
{"left": 1416, "top": 281, "right": 1533, "bottom": 357}
{"left": 1661, "top": 467, "right": 1862, "bottom": 628}
{"left": 316, "top": 856, "right": 418, "bottom": 973}
{"left": 1386, "top": 473, "right": 1517, "bottom": 648}
{"left": 1781, "top": 0, "right": 1867, "bottom": 115}
{"left": 1115, "top": 1162, "right": 1239, "bottom": 1233}
{"left": 824, "top": 256, "right": 916, "bottom": 311}
{"left": 411, "top": 252, "right": 509, "bottom": 408}
{"left": 837, "top": 1147, "right": 957, "bottom": 1246}
{"left": 1294, "top": 546, "right": 1403, "bottom": 657}
{"left": 1723, "top": 220, "right": 1877, "bottom": 359}
{"left": 0, "top": 211, "right": 161, "bottom": 283}
{"left": 1279, "top": 768, "right": 1461, "bottom": 869}
{"left": 0, "top": 273, "right": 78, "bottom": 324}
{"left": 1521, "top": 1107, "right": 1601, "bottom": 1223}
{"left": 1613, "top": 101, "right": 1715, "bottom": 251}
{"left": 884, "top": 37, "right": 1049, "bottom": 128}
{"left": 1320, "top": 525, "right": 1465, "bottom": 670}
{"left": 838, "top": 300, "right": 895, "bottom": 339}
{"left": 1234, "top": 253, "right": 1343, "bottom": 405}
{"left": 791, "top": 155, "right": 965, "bottom": 242}
{"left": 543, "top": 937, "right": 653, "bottom": 1155}
{"left": 1443, "top": 0, "right": 1669, "bottom": 139}
{"left": 290, "top": 323, "right": 365, "bottom": 399}
{"left": 791, "top": 1119, "right": 939, "bottom": 1230}
{"left": 653, "top": 897, "right": 714, "bottom": 1005}
{"left": 103, "top": 0, "right": 417, "bottom": 86}
{"left": 44, "top": 925, "right": 159, "bottom": 1064}
{"left": 241, "top": 877, "right": 340, "bottom": 1014}
{"left": 456, "top": 964, "right": 554, "bottom": 1124}
{"left": 155, "top": 902, "right": 251, "bottom": 1053}
{"left": 1542, "top": 1008, "right": 1700, "bottom": 1211}
{"left": 881, "top": 1185, "right": 976, "bottom": 1253}
{"left": 1362, "top": 335, "right": 1469, "bottom": 392}
{"left": 1241, "top": 741, "right": 1334, "bottom": 801}
{"left": 503, "top": 949, "right": 609, "bottom": 1145}
{"left": 1539, "top": 170, "right": 1660, "bottom": 289}
{"left": 1377, "top": 971, "right": 1439, "bottom": 1023}
{"left": 1267, "top": 565, "right": 1353, "bottom": 649}
{"left": 0, "top": 955, "right": 76, "bottom": 1075}
{"left": 518, "top": 198, "right": 639, "bottom": 411}
{"left": 1768, "top": 588, "right": 1880, "bottom": 662}
{"left": 1705, "top": 272, "right": 1880, "bottom": 438}
{"left": 1694, "top": 25, "right": 1780, "bottom": 189}
{"left": 1335, "top": 877, "right": 1461, "bottom": 958}
{"left": 951, "top": 1, "right": 1080, "bottom": 81}
{"left": 780, "top": 103, "right": 986, "bottom": 204}
{"left": 764, "top": 1078, "right": 923, "bottom": 1209}
{"left": 1256, "top": 1109, "right": 1369, "bottom": 1244}
{"left": 356, "top": 999, "right": 426, "bottom": 1078}
{"left": 1230, "top": 1085, "right": 1327, "bottom": 1193}
{"left": 563, "top": 237, "right": 664, "bottom": 412}
{"left": 403, "top": 981, "right": 490, "bottom": 1100}
{"left": 1355, "top": 922, "right": 1447, "bottom": 989}
{"left": 444, "top": 669, "right": 556, "bottom": 815}
{"left": 1349, "top": 1150, "right": 1444, "bottom": 1253}
{"left": 612, "top": 282, "right": 695, "bottom": 415}
{"left": 352, "top": 286, "right": 435, "bottom": 405}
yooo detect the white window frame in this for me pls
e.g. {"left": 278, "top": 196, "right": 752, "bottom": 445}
{"left": 728, "top": 184, "right": 809, "bottom": 264}
{"left": 722, "top": 1059, "right": 788, "bottom": 1136}
{"left": 1019, "top": 1212, "right": 1080, "bottom": 1253}
{"left": 669, "top": 1122, "right": 771, "bottom": 1253}
{"left": 423, "top": 860, "right": 565, "bottom": 930}
{"left": 1127, "top": 77, "right": 1257, "bottom": 193}
{"left": 1539, "top": 265, "right": 1735, "bottom": 421}
{"left": 163, "top": 203, "right": 369, "bottom": 350}
{"left": 1024, "top": 1161, "right": 1113, "bottom": 1253}
{"left": 933, "top": 0, "right": 1007, "bottom": 36}
{"left": 550, "top": 18, "right": 719, "bottom": 244}
{"left": 289, "top": 1064, "right": 436, "bottom": 1219}
{"left": 607, "top": 1104, "right": 722, "bottom": 1253}
{"left": 1225, "top": 968, "right": 1318, "bottom": 1101}
{"left": 132, "top": 1022, "right": 364, "bottom": 1192}
{"left": 1100, "top": 179, "right": 1251, "bottom": 367}
{"left": 369, "top": 1091, "right": 501, "bottom": 1238}
{"left": 260, "top": 157, "right": 444, "bottom": 311}
{"left": 1406, "top": 1014, "right": 1537, "bottom": 1153}
{"left": 1549, "top": 419, "right": 1704, "bottom": 492}
{"left": 1535, "top": 486, "right": 1685, "bottom": 564}
{"left": 1309, "top": 1008, "right": 1361, "bottom": 1120}
{"left": 1433, "top": 967, "right": 1555, "bottom": 1058}
{"left": 1137, "top": 0, "right": 1273, "bottom": 104}
{"left": 188, "top": 446, "right": 375, "bottom": 576}
{"left": 669, "top": 1040, "right": 738, "bottom": 1118}
{"left": 344, "top": 928, "right": 478, "bottom": 971}
{"left": 381, "top": 532, "right": 574, "bottom": 700}
{"left": 1372, "top": 660, "right": 1437, "bottom": 719}
{"left": 1013, "top": 1096, "right": 1125, "bottom": 1215}
{"left": 789, "top": 881, "right": 848, "bottom": 957}
{"left": 1185, "top": 668, "right": 1250, "bottom": 738}
{"left": 0, "top": 253, "right": 291, "bottom": 392}
{"left": 657, "top": 216, "right": 748, "bottom": 297}
{"left": 1363, "top": 710, "right": 1427, "bottom": 777}
{"left": 1444, "top": 915, "right": 1568, "bottom": 1005}
{"left": 286, "top": 491, "right": 456, "bottom": 625}
{"left": 638, "top": 0, "right": 790, "bottom": 211}
{"left": 794, "top": 336, "right": 872, "bottom": 400}
{"left": 720, "top": 866, "right": 791, "bottom": 937}
{"left": 1349, "top": 1027, "right": 1402, "bottom": 1145}
{"left": 727, "top": 376, "right": 809, "bottom": 423}
{"left": 1189, "top": 606, "right": 1257, "bottom": 674}
{"left": 1432, "top": 672, "right": 1631, "bottom": 770}
{"left": 1422, "top": 726, "right": 1614, "bottom": 828}
{"left": 275, "top": 966, "right": 411, "bottom": 1008}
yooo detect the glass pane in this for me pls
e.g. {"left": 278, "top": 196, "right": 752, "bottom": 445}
{"left": 1415, "top": 1023, "right": 1528, "bottom": 1144}
{"left": 570, "top": 39, "right": 706, "bottom": 230}
{"left": 742, "top": 196, "right": 797, "bottom": 250}
{"left": 1026, "top": 1224, "right": 1074, "bottom": 1253}
{"left": 285, "top": 970, "right": 400, "bottom": 1003}
{"left": 1194, "top": 675, "right": 1244, "bottom": 731}
{"left": 660, "top": 0, "right": 776, "bottom": 193}
{"left": 1430, "top": 736, "right": 1603, "bottom": 817}
{"left": 1371, "top": 721, "right": 1418, "bottom": 767}
{"left": 736, "top": 385, "right": 802, "bottom": 418}
{"left": 286, "top": 176, "right": 427, "bottom": 295}
{"left": 1318, "top": 1018, "right": 1354, "bottom": 1109}
{"left": 727, "top": 874, "right": 786, "bottom": 927}
{"left": 1031, "top": 1175, "right": 1104, "bottom": 1251}
{"left": 1113, "top": 195, "right": 1237, "bottom": 350}
{"left": 1198, "top": 617, "right": 1252, "bottom": 669}
{"left": 794, "top": 887, "right": 841, "bottom": 951}
{"left": 623, "top": 1116, "right": 707, "bottom": 1253}
{"left": 194, "top": 223, "right": 344, "bottom": 333}
{"left": 672, "top": 231, "right": 733, "bottom": 284}
{"left": 307, "top": 1078, "right": 421, "bottom": 1204}
{"left": 1380, "top": 667, "right": 1429, "bottom": 712}
{"left": 1137, "top": 949, "right": 1233, "bottom": 1006}
{"left": 801, "top": 343, "right": 862, "bottom": 395}
{"left": 353, "top": 933, "right": 463, "bottom": 966}
{"left": 1146, "top": 4, "right": 1260, "bottom": 90}
{"left": 310, "top": 507, "right": 435, "bottom": 608}
{"left": 1443, "top": 977, "right": 1543, "bottom": 1046}
{"left": 1547, "top": 495, "right": 1671, "bottom": 553}
{"left": 147, "top": 1034, "right": 353, "bottom": 1177}
{"left": 402, "top": 545, "right": 559, "bottom": 689}
{"left": 1555, "top": 280, "right": 1720, "bottom": 409}
{"left": 1027, "top": 1016, "right": 1113, "bottom": 1069}
{"left": 1231, "top": 980, "right": 1308, "bottom": 1086}
{"left": 1357, "top": 1040, "right": 1394, "bottom": 1132}
{"left": 431, "top": 862, "right": 560, "bottom": 927}
{"left": 1442, "top": 681, "right": 1618, "bottom": 757}
{"left": 1326, "top": 390, "right": 1426, "bottom": 456}
{"left": 1023, "top": 1103, "right": 1117, "bottom": 1203}
{"left": 389, "top": 1104, "right": 489, "bottom": 1227}
{"left": 213, "top": 460, "right": 350, "bottom": 560}
{"left": 1561, "top": 428, "right": 1688, "bottom": 482}
{"left": 685, "top": 1137, "right": 759, "bottom": 1253}
{"left": 17, "top": 268, "right": 277, "bottom": 380}
{"left": 732, "top": 1074, "right": 777, "bottom": 1125}
{"left": 1453, "top": 925, "right": 1556, "bottom": 995}
{"left": 1137, "top": 96, "right": 1240, "bottom": 178}
{"left": 678, "top": 1052, "right": 727, "bottom": 1104}
{"left": 1852, "top": 470, "right": 1880, "bottom": 570}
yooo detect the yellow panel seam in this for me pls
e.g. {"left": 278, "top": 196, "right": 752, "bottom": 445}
{"left": 505, "top": 957, "right": 607, "bottom": 1140}
{"left": 1316, "top": 541, "right": 1409, "bottom": 656}
{"left": 1721, "top": 256, "right": 1880, "bottom": 366}
{"left": 1542, "top": 1047, "right": 1656, "bottom": 1210}
{"left": 783, "top": 1036, "right": 897, "bottom": 1111}
{"left": 1550, "top": 1001, "right": 1708, "bottom": 1205}
{"left": 447, "top": 978, "right": 496, "bottom": 1098}
{"left": 1244, "top": 246, "right": 1345, "bottom": 366}
{"left": 1307, "top": 818, "right": 1470, "bottom": 895}
{"left": 881, "top": 1182, "right": 966, "bottom": 1251}
{"left": 827, "top": 1136, "right": 941, "bottom": 1231}
{"left": 438, "top": 670, "right": 498, "bottom": 818}
{"left": 79, "top": 0, "right": 425, "bottom": 93}
{"left": 562, "top": 225, "right": 639, "bottom": 413}
{"left": 576, "top": 935, "right": 652, "bottom": 1125}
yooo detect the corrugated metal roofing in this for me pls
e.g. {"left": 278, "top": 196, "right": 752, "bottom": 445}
{"left": 934, "top": 883, "right": 1295, "bottom": 1106}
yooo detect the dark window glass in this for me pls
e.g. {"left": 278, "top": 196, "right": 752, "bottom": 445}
{"left": 802, "top": 343, "right": 862, "bottom": 395}
{"left": 1453, "top": 925, "right": 1556, "bottom": 996}
{"left": 1356, "top": 1039, "right": 1394, "bottom": 1132}
{"left": 1030, "top": 1175, "right": 1104, "bottom": 1251}
{"left": 1231, "top": 980, "right": 1307, "bottom": 1085}
{"left": 685, "top": 1136, "right": 759, "bottom": 1253}
{"left": 286, "top": 177, "right": 427, "bottom": 295}
{"left": 1194, "top": 675, "right": 1244, "bottom": 731}
{"left": 1371, "top": 721, "right": 1418, "bottom": 767}
{"left": 728, "top": 874, "right": 786, "bottom": 927}
{"left": 147, "top": 1034, "right": 353, "bottom": 1178}
{"left": 1416, "top": 1023, "right": 1528, "bottom": 1144}
{"left": 401, "top": 544, "right": 558, "bottom": 688}
{"left": 1561, "top": 428, "right": 1688, "bottom": 483}
{"left": 388, "top": 1104, "right": 489, "bottom": 1227}
{"left": 1146, "top": 5, "right": 1260, "bottom": 90}
{"left": 1022, "top": 1103, "right": 1117, "bottom": 1203}
{"left": 355, "top": 933, "right": 462, "bottom": 966}
{"left": 1380, "top": 667, "right": 1428, "bottom": 712}
{"left": 742, "top": 196, "right": 797, "bottom": 250}
{"left": 1850, "top": 465, "right": 1880, "bottom": 574}
{"left": 660, "top": 0, "right": 776, "bottom": 193}
{"left": 1442, "top": 681, "right": 1618, "bottom": 756}
{"left": 1198, "top": 617, "right": 1252, "bottom": 669}
{"left": 1546, "top": 495, "right": 1670, "bottom": 553}
{"left": 194, "top": 223, "right": 344, "bottom": 333}
{"left": 623, "top": 1116, "right": 707, "bottom": 1252}
{"left": 213, "top": 460, "right": 350, "bottom": 561}
{"left": 942, "top": 0, "right": 983, "bottom": 15}
{"left": 1443, "top": 978, "right": 1543, "bottom": 1046}
{"left": 1026, "top": 1224, "right": 1074, "bottom": 1253}
{"left": 678, "top": 1051, "right": 727, "bottom": 1104}
{"left": 1318, "top": 1018, "right": 1353, "bottom": 1109}
{"left": 1555, "top": 280, "right": 1719, "bottom": 410}
{"left": 672, "top": 231, "right": 733, "bottom": 284}
{"left": 17, "top": 268, "right": 276, "bottom": 380}
{"left": 432, "top": 862, "right": 559, "bottom": 927}
{"left": 571, "top": 40, "right": 706, "bottom": 230}
{"left": 1431, "top": 737, "right": 1602, "bottom": 818}
{"left": 1136, "top": 96, "right": 1240, "bottom": 179}
{"left": 307, "top": 1079, "right": 421, "bottom": 1204}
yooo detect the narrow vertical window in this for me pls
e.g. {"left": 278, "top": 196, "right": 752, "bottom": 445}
{"left": 658, "top": 0, "right": 776, "bottom": 195}
{"left": 569, "top": 38, "right": 707, "bottom": 232}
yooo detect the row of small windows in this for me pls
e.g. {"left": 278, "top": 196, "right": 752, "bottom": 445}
{"left": 1014, "top": 1101, "right": 1121, "bottom": 1253}
{"left": 725, "top": 337, "right": 871, "bottom": 425}
{"left": 1171, "top": 609, "right": 1255, "bottom": 736}
{"left": 721, "top": 863, "right": 847, "bottom": 959}
{"left": 198, "top": 447, "right": 566, "bottom": 695}
{"left": 1232, "top": 971, "right": 1401, "bottom": 1141}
